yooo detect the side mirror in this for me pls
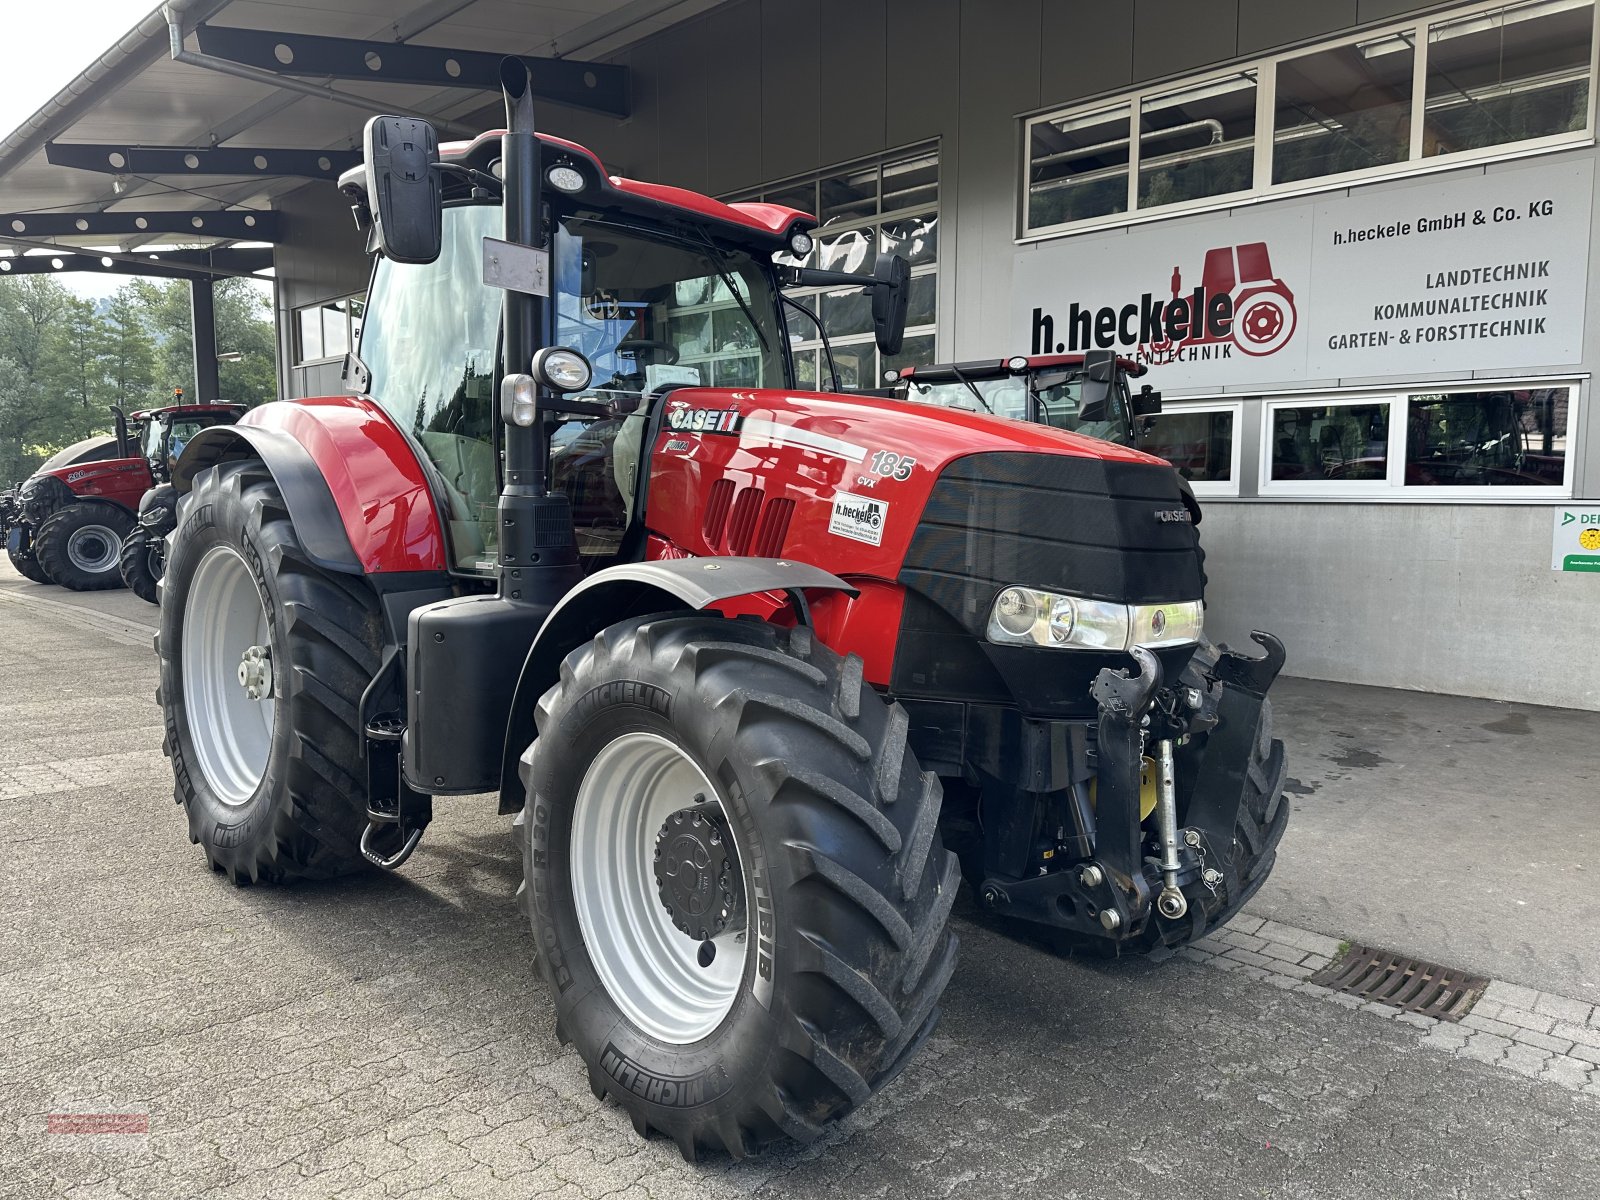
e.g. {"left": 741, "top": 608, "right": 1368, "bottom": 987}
{"left": 1079, "top": 348, "right": 1116, "bottom": 421}
{"left": 363, "top": 115, "right": 442, "bottom": 265}
{"left": 1131, "top": 385, "right": 1163, "bottom": 417}
{"left": 871, "top": 253, "right": 910, "bottom": 357}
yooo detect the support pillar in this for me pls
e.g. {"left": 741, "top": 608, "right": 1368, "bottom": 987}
{"left": 190, "top": 276, "right": 218, "bottom": 402}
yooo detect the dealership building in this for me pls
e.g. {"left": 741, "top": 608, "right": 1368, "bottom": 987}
{"left": 2, "top": 0, "right": 1598, "bottom": 709}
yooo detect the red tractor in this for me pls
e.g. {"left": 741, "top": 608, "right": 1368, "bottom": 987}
{"left": 156, "top": 64, "right": 1288, "bottom": 1160}
{"left": 5, "top": 396, "right": 242, "bottom": 591}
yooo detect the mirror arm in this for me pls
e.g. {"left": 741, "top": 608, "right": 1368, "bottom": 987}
{"left": 782, "top": 266, "right": 883, "bottom": 292}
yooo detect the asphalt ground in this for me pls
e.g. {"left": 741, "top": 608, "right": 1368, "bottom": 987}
{"left": 3, "top": 561, "right": 1598, "bottom": 1199}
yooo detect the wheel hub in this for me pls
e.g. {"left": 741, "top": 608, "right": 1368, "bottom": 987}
{"left": 653, "top": 805, "right": 744, "bottom": 942}
{"left": 237, "top": 644, "right": 273, "bottom": 701}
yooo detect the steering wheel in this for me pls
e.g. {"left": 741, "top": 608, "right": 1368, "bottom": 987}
{"left": 615, "top": 338, "right": 679, "bottom": 367}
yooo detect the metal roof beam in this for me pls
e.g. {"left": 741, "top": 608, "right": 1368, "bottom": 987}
{"left": 193, "top": 25, "right": 629, "bottom": 118}
{"left": 44, "top": 144, "right": 358, "bottom": 180}
{"left": 0, "top": 242, "right": 273, "bottom": 281}
{"left": 0, "top": 210, "right": 278, "bottom": 240}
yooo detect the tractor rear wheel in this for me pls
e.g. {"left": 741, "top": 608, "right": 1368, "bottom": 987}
{"left": 34, "top": 504, "right": 133, "bottom": 590}
{"left": 7, "top": 526, "right": 50, "bottom": 584}
{"left": 158, "top": 460, "right": 380, "bottom": 883}
{"left": 518, "top": 614, "right": 960, "bottom": 1159}
{"left": 119, "top": 526, "right": 163, "bottom": 604}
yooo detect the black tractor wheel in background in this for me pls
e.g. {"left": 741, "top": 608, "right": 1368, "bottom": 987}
{"left": 157, "top": 459, "right": 381, "bottom": 883}
{"left": 34, "top": 504, "right": 134, "bottom": 591}
{"left": 7, "top": 527, "right": 50, "bottom": 584}
{"left": 519, "top": 614, "right": 960, "bottom": 1160}
{"left": 119, "top": 525, "right": 163, "bottom": 604}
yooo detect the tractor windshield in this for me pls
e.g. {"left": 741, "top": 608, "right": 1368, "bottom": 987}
{"left": 552, "top": 216, "right": 785, "bottom": 396}
{"left": 361, "top": 203, "right": 787, "bottom": 574}
{"left": 361, "top": 204, "right": 505, "bottom": 572}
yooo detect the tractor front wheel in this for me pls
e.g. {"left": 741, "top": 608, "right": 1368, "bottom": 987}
{"left": 7, "top": 525, "right": 50, "bottom": 584}
{"left": 158, "top": 460, "right": 380, "bottom": 883}
{"left": 119, "top": 525, "right": 164, "bottom": 604}
{"left": 519, "top": 614, "right": 960, "bottom": 1159}
{"left": 34, "top": 504, "right": 133, "bottom": 590}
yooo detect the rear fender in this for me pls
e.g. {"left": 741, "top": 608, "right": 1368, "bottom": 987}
{"left": 175, "top": 397, "right": 446, "bottom": 575}
{"left": 496, "top": 557, "right": 857, "bottom": 812}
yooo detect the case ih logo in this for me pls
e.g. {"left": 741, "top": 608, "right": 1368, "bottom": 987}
{"left": 1030, "top": 241, "right": 1299, "bottom": 364}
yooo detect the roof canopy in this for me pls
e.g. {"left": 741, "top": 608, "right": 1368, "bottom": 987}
{"left": 0, "top": 0, "right": 718, "bottom": 271}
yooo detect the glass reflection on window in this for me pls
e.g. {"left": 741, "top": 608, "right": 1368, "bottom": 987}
{"left": 1270, "top": 403, "right": 1391, "bottom": 481}
{"left": 1404, "top": 387, "right": 1568, "bottom": 486}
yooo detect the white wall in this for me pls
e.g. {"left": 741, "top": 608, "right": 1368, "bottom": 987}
{"left": 1199, "top": 502, "right": 1600, "bottom": 710}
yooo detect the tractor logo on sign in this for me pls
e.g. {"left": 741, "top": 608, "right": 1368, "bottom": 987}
{"left": 1145, "top": 243, "right": 1298, "bottom": 363}
{"left": 1029, "top": 241, "right": 1299, "bottom": 366}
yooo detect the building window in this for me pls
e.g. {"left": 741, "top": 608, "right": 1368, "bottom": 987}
{"left": 1268, "top": 400, "right": 1393, "bottom": 484}
{"left": 729, "top": 144, "right": 940, "bottom": 388}
{"left": 1142, "top": 403, "right": 1242, "bottom": 495}
{"left": 1260, "top": 382, "right": 1574, "bottom": 495}
{"left": 1404, "top": 386, "right": 1570, "bottom": 486}
{"left": 1023, "top": 0, "right": 1597, "bottom": 237}
{"left": 294, "top": 295, "right": 365, "bottom": 364}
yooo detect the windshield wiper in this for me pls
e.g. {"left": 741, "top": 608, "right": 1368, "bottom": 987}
{"left": 949, "top": 364, "right": 994, "bottom": 414}
{"left": 695, "top": 236, "right": 770, "bottom": 354}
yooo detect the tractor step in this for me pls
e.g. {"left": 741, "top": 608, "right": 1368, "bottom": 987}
{"left": 362, "top": 713, "right": 431, "bottom": 870}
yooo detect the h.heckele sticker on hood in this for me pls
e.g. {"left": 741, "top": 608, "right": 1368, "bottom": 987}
{"left": 829, "top": 492, "right": 887, "bottom": 546}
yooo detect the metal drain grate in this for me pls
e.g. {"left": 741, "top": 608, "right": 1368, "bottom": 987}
{"left": 1309, "top": 943, "right": 1488, "bottom": 1022}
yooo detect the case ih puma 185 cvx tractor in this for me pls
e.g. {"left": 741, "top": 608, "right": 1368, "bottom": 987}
{"left": 156, "top": 63, "right": 1289, "bottom": 1161}
{"left": 4, "top": 397, "right": 241, "bottom": 592}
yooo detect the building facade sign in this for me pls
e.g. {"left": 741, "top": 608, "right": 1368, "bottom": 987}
{"left": 1013, "top": 159, "right": 1594, "bottom": 388}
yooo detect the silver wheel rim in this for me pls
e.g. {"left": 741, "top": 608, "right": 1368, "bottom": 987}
{"left": 182, "top": 544, "right": 274, "bottom": 805}
{"left": 67, "top": 524, "right": 120, "bottom": 574}
{"left": 570, "top": 732, "right": 748, "bottom": 1044}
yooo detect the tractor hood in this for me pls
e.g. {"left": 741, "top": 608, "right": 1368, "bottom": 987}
{"left": 32, "top": 434, "right": 122, "bottom": 478}
{"left": 647, "top": 384, "right": 1179, "bottom": 578}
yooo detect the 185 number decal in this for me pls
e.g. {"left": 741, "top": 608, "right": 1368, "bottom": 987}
{"left": 868, "top": 450, "right": 916, "bottom": 480}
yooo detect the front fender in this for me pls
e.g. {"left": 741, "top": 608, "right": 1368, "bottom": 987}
{"left": 496, "top": 557, "right": 857, "bottom": 812}
{"left": 176, "top": 397, "right": 446, "bottom": 575}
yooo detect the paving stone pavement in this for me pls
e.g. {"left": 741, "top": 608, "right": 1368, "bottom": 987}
{"left": 4, "top": 566, "right": 1600, "bottom": 1199}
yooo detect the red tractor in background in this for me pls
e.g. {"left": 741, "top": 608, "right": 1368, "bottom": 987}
{"left": 892, "top": 352, "right": 1164, "bottom": 447}
{"left": 4, "top": 394, "right": 242, "bottom": 592}
{"left": 155, "top": 63, "right": 1289, "bottom": 1161}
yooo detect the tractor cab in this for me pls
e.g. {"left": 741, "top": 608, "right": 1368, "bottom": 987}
{"left": 893, "top": 354, "right": 1162, "bottom": 447}
{"left": 130, "top": 395, "right": 248, "bottom": 482}
{"left": 343, "top": 124, "right": 902, "bottom": 577}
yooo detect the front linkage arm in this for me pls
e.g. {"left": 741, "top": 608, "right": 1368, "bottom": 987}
{"left": 976, "top": 632, "right": 1286, "bottom": 946}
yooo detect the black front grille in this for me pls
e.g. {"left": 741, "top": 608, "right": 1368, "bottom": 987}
{"left": 892, "top": 452, "right": 1202, "bottom": 716}
{"left": 903, "top": 452, "right": 1203, "bottom": 623}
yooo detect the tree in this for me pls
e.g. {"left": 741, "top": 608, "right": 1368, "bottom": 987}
{"left": 45, "top": 295, "right": 109, "bottom": 426}
{"left": 214, "top": 278, "right": 277, "bottom": 407}
{"left": 0, "top": 277, "right": 76, "bottom": 480}
{"left": 103, "top": 285, "right": 157, "bottom": 410}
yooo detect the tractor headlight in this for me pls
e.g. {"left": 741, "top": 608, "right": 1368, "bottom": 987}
{"left": 531, "top": 346, "right": 593, "bottom": 393}
{"left": 987, "top": 587, "right": 1201, "bottom": 652}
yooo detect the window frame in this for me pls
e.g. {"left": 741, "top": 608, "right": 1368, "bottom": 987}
{"left": 727, "top": 144, "right": 941, "bottom": 388}
{"left": 293, "top": 294, "right": 365, "bottom": 366}
{"left": 1021, "top": 0, "right": 1600, "bottom": 241}
{"left": 1142, "top": 399, "right": 1244, "bottom": 498}
{"left": 1256, "top": 379, "right": 1580, "bottom": 498}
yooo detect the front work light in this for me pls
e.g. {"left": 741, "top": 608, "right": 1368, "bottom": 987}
{"left": 531, "top": 346, "right": 593, "bottom": 392}
{"left": 788, "top": 230, "right": 814, "bottom": 258}
{"left": 547, "top": 165, "right": 586, "bottom": 194}
{"left": 500, "top": 373, "right": 538, "bottom": 427}
{"left": 987, "top": 587, "right": 1202, "bottom": 652}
